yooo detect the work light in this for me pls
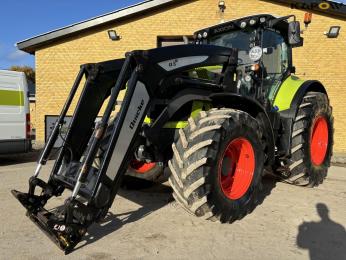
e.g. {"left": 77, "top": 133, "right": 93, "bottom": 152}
{"left": 325, "top": 26, "right": 341, "bottom": 38}
{"left": 108, "top": 30, "right": 121, "bottom": 41}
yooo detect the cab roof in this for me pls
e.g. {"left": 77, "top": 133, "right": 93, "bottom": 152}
{"left": 194, "top": 14, "right": 289, "bottom": 41}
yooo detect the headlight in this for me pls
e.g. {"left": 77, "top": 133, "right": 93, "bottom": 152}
{"left": 245, "top": 75, "right": 252, "bottom": 82}
{"left": 260, "top": 17, "right": 266, "bottom": 23}
{"left": 249, "top": 19, "right": 256, "bottom": 25}
{"left": 198, "top": 33, "right": 202, "bottom": 39}
{"left": 240, "top": 21, "right": 247, "bottom": 28}
{"left": 203, "top": 31, "right": 208, "bottom": 38}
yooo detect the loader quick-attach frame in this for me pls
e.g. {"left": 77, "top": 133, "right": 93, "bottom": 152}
{"left": 12, "top": 44, "right": 238, "bottom": 253}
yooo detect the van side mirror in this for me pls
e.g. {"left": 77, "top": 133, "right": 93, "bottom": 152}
{"left": 288, "top": 21, "right": 303, "bottom": 47}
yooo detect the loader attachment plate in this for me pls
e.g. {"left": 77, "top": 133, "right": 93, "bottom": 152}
{"left": 12, "top": 189, "right": 87, "bottom": 254}
{"left": 26, "top": 208, "right": 84, "bottom": 254}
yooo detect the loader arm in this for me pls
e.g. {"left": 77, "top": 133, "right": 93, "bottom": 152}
{"left": 12, "top": 44, "right": 238, "bottom": 253}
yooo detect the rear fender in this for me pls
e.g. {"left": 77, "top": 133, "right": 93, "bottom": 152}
{"left": 277, "top": 79, "right": 328, "bottom": 156}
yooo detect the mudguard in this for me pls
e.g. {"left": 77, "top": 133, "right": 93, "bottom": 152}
{"left": 274, "top": 75, "right": 328, "bottom": 156}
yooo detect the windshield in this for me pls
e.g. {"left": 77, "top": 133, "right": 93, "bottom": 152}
{"left": 207, "top": 29, "right": 257, "bottom": 65}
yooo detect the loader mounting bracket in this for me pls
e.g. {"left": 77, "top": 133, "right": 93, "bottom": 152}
{"left": 12, "top": 177, "right": 97, "bottom": 254}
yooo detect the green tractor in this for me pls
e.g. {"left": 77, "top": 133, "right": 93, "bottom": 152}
{"left": 167, "top": 14, "right": 334, "bottom": 219}
{"left": 13, "top": 14, "right": 333, "bottom": 252}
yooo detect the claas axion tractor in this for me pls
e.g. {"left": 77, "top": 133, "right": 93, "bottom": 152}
{"left": 12, "top": 14, "right": 333, "bottom": 253}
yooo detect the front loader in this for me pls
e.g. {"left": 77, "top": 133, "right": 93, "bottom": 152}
{"left": 12, "top": 14, "right": 333, "bottom": 253}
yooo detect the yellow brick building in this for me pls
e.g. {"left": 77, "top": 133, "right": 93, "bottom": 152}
{"left": 17, "top": 0, "right": 346, "bottom": 158}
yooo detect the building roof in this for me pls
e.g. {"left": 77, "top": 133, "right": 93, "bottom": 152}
{"left": 17, "top": 0, "right": 185, "bottom": 54}
{"left": 17, "top": 0, "right": 345, "bottom": 54}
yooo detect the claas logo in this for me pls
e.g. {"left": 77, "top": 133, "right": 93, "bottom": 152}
{"left": 291, "top": 1, "right": 343, "bottom": 10}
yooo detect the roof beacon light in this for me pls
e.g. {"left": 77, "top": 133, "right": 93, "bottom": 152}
{"left": 304, "top": 13, "right": 312, "bottom": 28}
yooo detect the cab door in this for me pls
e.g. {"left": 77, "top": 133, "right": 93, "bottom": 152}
{"left": 260, "top": 29, "right": 291, "bottom": 103}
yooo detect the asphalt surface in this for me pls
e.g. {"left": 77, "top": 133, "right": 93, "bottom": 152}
{"left": 0, "top": 154, "right": 345, "bottom": 260}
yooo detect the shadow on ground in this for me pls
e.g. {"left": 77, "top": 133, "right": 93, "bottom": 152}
{"left": 297, "top": 203, "right": 346, "bottom": 260}
{"left": 0, "top": 149, "right": 62, "bottom": 166}
{"left": 29, "top": 170, "right": 277, "bottom": 253}
{"left": 258, "top": 175, "right": 277, "bottom": 206}
{"left": 71, "top": 175, "right": 277, "bottom": 251}
{"left": 74, "top": 182, "right": 173, "bottom": 251}
{"left": 0, "top": 150, "right": 41, "bottom": 166}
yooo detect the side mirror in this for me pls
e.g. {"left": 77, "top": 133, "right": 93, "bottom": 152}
{"left": 288, "top": 21, "right": 303, "bottom": 47}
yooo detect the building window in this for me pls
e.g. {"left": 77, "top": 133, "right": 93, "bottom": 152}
{"left": 157, "top": 36, "right": 193, "bottom": 47}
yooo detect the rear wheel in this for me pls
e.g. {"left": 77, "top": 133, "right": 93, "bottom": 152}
{"left": 98, "top": 118, "right": 163, "bottom": 184}
{"left": 279, "top": 92, "right": 333, "bottom": 186}
{"left": 169, "top": 108, "right": 265, "bottom": 223}
{"left": 126, "top": 160, "right": 164, "bottom": 182}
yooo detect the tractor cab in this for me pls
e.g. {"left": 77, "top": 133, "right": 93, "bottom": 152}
{"left": 194, "top": 14, "right": 302, "bottom": 103}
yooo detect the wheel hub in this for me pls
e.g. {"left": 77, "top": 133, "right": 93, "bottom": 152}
{"left": 218, "top": 138, "right": 255, "bottom": 200}
{"left": 130, "top": 160, "right": 156, "bottom": 173}
{"left": 310, "top": 116, "right": 329, "bottom": 166}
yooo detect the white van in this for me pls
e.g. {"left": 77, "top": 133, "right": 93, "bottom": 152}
{"left": 0, "top": 70, "right": 31, "bottom": 154}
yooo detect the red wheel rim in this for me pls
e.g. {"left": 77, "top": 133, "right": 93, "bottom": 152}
{"left": 130, "top": 160, "right": 156, "bottom": 174}
{"left": 218, "top": 137, "right": 255, "bottom": 200}
{"left": 310, "top": 116, "right": 329, "bottom": 166}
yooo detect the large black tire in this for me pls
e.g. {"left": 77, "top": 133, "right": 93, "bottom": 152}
{"left": 279, "top": 92, "right": 334, "bottom": 187}
{"left": 168, "top": 108, "right": 265, "bottom": 223}
{"left": 98, "top": 118, "right": 164, "bottom": 184}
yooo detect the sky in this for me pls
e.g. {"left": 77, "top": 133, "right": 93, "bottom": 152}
{"left": 1, "top": 0, "right": 346, "bottom": 70}
{"left": 0, "top": 0, "right": 141, "bottom": 69}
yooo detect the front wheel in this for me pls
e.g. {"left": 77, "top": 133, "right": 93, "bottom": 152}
{"left": 169, "top": 108, "right": 265, "bottom": 223}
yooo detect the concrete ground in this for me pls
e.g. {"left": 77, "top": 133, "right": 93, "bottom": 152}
{"left": 0, "top": 153, "right": 345, "bottom": 260}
